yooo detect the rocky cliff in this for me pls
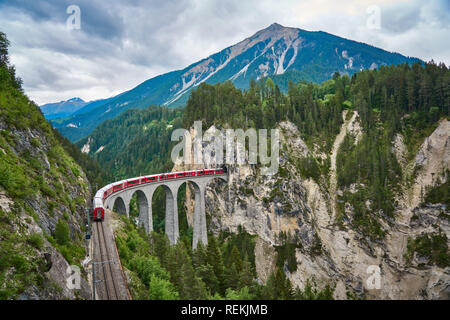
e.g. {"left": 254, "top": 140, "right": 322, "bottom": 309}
{"left": 0, "top": 92, "right": 92, "bottom": 299}
{"left": 174, "top": 116, "right": 449, "bottom": 300}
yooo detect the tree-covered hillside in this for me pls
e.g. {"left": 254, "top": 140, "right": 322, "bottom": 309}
{"left": 0, "top": 32, "right": 107, "bottom": 299}
{"left": 182, "top": 61, "right": 449, "bottom": 240}
{"left": 76, "top": 106, "right": 184, "bottom": 181}
{"left": 115, "top": 215, "right": 334, "bottom": 300}
{"left": 52, "top": 23, "right": 421, "bottom": 143}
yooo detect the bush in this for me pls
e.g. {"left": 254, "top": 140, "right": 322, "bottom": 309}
{"left": 58, "top": 243, "right": 85, "bottom": 265}
{"left": 129, "top": 255, "right": 170, "bottom": 284}
{"left": 148, "top": 275, "right": 179, "bottom": 300}
{"left": 0, "top": 159, "right": 32, "bottom": 199}
{"left": 296, "top": 155, "right": 324, "bottom": 182}
{"left": 27, "top": 233, "right": 44, "bottom": 249}
{"left": 54, "top": 218, "right": 70, "bottom": 246}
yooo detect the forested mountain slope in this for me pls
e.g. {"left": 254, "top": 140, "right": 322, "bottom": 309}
{"left": 76, "top": 106, "right": 183, "bottom": 180}
{"left": 52, "top": 23, "right": 421, "bottom": 143}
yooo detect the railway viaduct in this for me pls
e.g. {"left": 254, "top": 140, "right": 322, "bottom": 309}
{"left": 102, "top": 172, "right": 228, "bottom": 249}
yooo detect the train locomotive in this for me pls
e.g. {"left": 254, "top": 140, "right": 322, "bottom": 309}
{"left": 91, "top": 167, "right": 227, "bottom": 221}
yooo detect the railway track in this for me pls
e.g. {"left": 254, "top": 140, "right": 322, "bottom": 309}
{"left": 95, "top": 221, "right": 119, "bottom": 300}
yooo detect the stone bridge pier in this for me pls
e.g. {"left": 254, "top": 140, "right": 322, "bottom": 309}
{"left": 103, "top": 175, "right": 227, "bottom": 249}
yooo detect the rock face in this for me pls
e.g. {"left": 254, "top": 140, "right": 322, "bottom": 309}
{"left": 0, "top": 116, "right": 92, "bottom": 300}
{"left": 409, "top": 120, "right": 450, "bottom": 216}
{"left": 175, "top": 118, "right": 449, "bottom": 300}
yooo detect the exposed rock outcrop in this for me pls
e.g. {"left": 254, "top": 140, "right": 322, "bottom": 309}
{"left": 175, "top": 116, "right": 449, "bottom": 300}
{"left": 0, "top": 117, "right": 92, "bottom": 300}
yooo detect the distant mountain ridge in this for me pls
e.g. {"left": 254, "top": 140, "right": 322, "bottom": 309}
{"left": 40, "top": 97, "right": 87, "bottom": 120}
{"left": 52, "top": 23, "right": 422, "bottom": 142}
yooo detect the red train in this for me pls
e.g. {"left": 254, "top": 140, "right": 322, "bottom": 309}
{"left": 92, "top": 168, "right": 227, "bottom": 221}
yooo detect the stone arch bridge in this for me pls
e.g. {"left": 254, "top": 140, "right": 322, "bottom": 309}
{"left": 99, "top": 169, "right": 228, "bottom": 249}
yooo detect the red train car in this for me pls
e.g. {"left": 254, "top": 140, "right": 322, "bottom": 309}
{"left": 126, "top": 179, "right": 140, "bottom": 188}
{"left": 93, "top": 207, "right": 104, "bottom": 221}
{"left": 93, "top": 196, "right": 105, "bottom": 221}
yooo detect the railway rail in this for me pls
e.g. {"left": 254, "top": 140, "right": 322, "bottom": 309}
{"left": 95, "top": 221, "right": 119, "bottom": 300}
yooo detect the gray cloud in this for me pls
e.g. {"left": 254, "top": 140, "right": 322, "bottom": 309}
{"left": 381, "top": 4, "right": 421, "bottom": 33}
{"left": 2, "top": 0, "right": 125, "bottom": 39}
{"left": 380, "top": 0, "right": 450, "bottom": 34}
{"left": 0, "top": 0, "right": 448, "bottom": 105}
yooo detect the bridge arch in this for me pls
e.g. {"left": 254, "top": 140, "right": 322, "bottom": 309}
{"left": 129, "top": 189, "right": 150, "bottom": 233}
{"left": 151, "top": 184, "right": 179, "bottom": 245}
{"left": 173, "top": 180, "right": 204, "bottom": 246}
{"left": 174, "top": 182, "right": 192, "bottom": 240}
{"left": 112, "top": 196, "right": 127, "bottom": 216}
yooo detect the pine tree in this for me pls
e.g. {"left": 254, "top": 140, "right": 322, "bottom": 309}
{"left": 239, "top": 256, "right": 254, "bottom": 288}
{"left": 181, "top": 262, "right": 208, "bottom": 299}
{"left": 207, "top": 236, "right": 224, "bottom": 292}
{"left": 223, "top": 263, "right": 240, "bottom": 290}
{"left": 196, "top": 264, "right": 219, "bottom": 295}
{"left": 276, "top": 267, "right": 293, "bottom": 299}
{"left": 262, "top": 267, "right": 294, "bottom": 300}
{"left": 151, "top": 231, "right": 170, "bottom": 266}
{"left": 230, "top": 245, "right": 243, "bottom": 272}
{"left": 0, "top": 32, "right": 10, "bottom": 67}
{"left": 192, "top": 242, "right": 208, "bottom": 268}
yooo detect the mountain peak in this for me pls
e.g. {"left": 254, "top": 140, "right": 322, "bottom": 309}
{"left": 54, "top": 23, "right": 422, "bottom": 142}
{"left": 68, "top": 97, "right": 85, "bottom": 103}
{"left": 40, "top": 97, "right": 88, "bottom": 119}
{"left": 260, "top": 22, "right": 293, "bottom": 34}
{"left": 267, "top": 22, "right": 284, "bottom": 29}
{"left": 253, "top": 22, "right": 299, "bottom": 38}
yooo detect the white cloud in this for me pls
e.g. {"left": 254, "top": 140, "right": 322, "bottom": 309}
{"left": 0, "top": 0, "right": 448, "bottom": 105}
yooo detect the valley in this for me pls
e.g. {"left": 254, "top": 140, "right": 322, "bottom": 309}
{"left": 0, "top": 18, "right": 448, "bottom": 301}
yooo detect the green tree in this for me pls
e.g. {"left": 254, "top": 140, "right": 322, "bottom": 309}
{"left": 192, "top": 242, "right": 208, "bottom": 268}
{"left": 166, "top": 242, "right": 208, "bottom": 299}
{"left": 229, "top": 245, "right": 243, "bottom": 272}
{"left": 261, "top": 267, "right": 294, "bottom": 300}
{"left": 294, "top": 279, "right": 335, "bottom": 300}
{"left": 207, "top": 236, "right": 224, "bottom": 292}
{"left": 151, "top": 231, "right": 170, "bottom": 266}
{"left": 148, "top": 275, "right": 179, "bottom": 300}
{"left": 225, "top": 286, "right": 253, "bottom": 300}
{"left": 239, "top": 256, "right": 254, "bottom": 288}
{"left": 129, "top": 255, "right": 170, "bottom": 285}
{"left": 196, "top": 264, "right": 219, "bottom": 294}
{"left": 223, "top": 263, "right": 240, "bottom": 291}
{"left": 0, "top": 31, "right": 10, "bottom": 67}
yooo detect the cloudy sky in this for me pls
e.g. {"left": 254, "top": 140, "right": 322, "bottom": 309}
{"left": 0, "top": 0, "right": 449, "bottom": 105}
